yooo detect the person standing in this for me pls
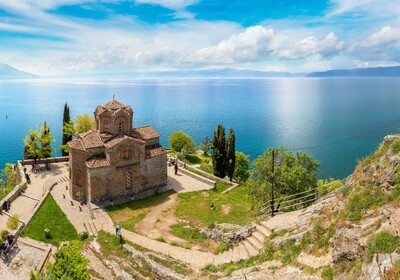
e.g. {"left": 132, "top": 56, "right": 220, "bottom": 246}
{"left": 174, "top": 163, "right": 178, "bottom": 175}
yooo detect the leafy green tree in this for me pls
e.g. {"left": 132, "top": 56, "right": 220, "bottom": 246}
{"left": 31, "top": 242, "right": 89, "bottom": 280}
{"left": 226, "top": 128, "right": 236, "bottom": 181}
{"left": 0, "top": 164, "right": 16, "bottom": 201}
{"left": 169, "top": 131, "right": 196, "bottom": 154}
{"left": 212, "top": 124, "right": 227, "bottom": 178}
{"left": 24, "top": 122, "right": 54, "bottom": 160}
{"left": 40, "top": 122, "right": 53, "bottom": 158}
{"left": 75, "top": 114, "right": 94, "bottom": 134}
{"left": 60, "top": 121, "right": 75, "bottom": 155}
{"left": 61, "top": 103, "right": 72, "bottom": 156}
{"left": 234, "top": 151, "right": 250, "bottom": 183}
{"left": 246, "top": 147, "right": 320, "bottom": 212}
{"left": 199, "top": 136, "right": 212, "bottom": 156}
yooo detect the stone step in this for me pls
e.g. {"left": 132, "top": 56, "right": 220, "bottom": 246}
{"left": 238, "top": 243, "right": 249, "bottom": 261}
{"left": 231, "top": 245, "right": 240, "bottom": 263}
{"left": 247, "top": 236, "right": 263, "bottom": 250}
{"left": 242, "top": 240, "right": 259, "bottom": 257}
{"left": 256, "top": 223, "right": 272, "bottom": 237}
{"left": 252, "top": 230, "right": 267, "bottom": 243}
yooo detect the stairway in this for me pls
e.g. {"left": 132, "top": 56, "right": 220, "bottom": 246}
{"left": 84, "top": 220, "right": 98, "bottom": 236}
{"left": 215, "top": 221, "right": 272, "bottom": 264}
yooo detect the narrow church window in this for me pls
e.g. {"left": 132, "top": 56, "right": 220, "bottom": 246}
{"left": 118, "top": 122, "right": 123, "bottom": 132}
{"left": 126, "top": 171, "right": 132, "bottom": 190}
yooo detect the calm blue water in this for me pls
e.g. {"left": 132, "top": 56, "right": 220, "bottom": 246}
{"left": 1, "top": 77, "right": 400, "bottom": 179}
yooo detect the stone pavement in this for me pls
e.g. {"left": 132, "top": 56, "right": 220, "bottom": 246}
{"left": 167, "top": 164, "right": 214, "bottom": 193}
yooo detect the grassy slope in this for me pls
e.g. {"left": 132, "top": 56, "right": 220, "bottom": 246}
{"left": 106, "top": 190, "right": 175, "bottom": 232}
{"left": 22, "top": 194, "right": 78, "bottom": 245}
{"left": 175, "top": 182, "right": 254, "bottom": 227}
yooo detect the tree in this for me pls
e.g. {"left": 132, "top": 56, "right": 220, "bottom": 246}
{"left": 226, "top": 128, "right": 236, "bottom": 181}
{"left": 61, "top": 103, "right": 72, "bottom": 156}
{"left": 246, "top": 147, "right": 320, "bottom": 212}
{"left": 234, "top": 151, "right": 250, "bottom": 183}
{"left": 212, "top": 124, "right": 227, "bottom": 178}
{"left": 169, "top": 131, "right": 196, "bottom": 154}
{"left": 60, "top": 120, "right": 75, "bottom": 155}
{"left": 199, "top": 136, "right": 212, "bottom": 156}
{"left": 75, "top": 114, "right": 94, "bottom": 134}
{"left": 24, "top": 122, "right": 54, "bottom": 160}
{"left": 31, "top": 242, "right": 89, "bottom": 280}
{"left": 40, "top": 122, "right": 52, "bottom": 158}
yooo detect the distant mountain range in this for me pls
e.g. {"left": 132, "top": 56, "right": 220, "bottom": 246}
{"left": 1, "top": 63, "right": 400, "bottom": 80}
{"left": 308, "top": 66, "right": 400, "bottom": 77}
{"left": 0, "top": 63, "right": 37, "bottom": 79}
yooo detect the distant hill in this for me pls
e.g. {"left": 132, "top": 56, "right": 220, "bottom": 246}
{"left": 308, "top": 66, "right": 400, "bottom": 77}
{"left": 0, "top": 63, "right": 37, "bottom": 79}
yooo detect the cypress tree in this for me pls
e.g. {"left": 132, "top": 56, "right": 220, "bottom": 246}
{"left": 61, "top": 103, "right": 71, "bottom": 156}
{"left": 212, "top": 124, "right": 227, "bottom": 178}
{"left": 226, "top": 128, "right": 236, "bottom": 181}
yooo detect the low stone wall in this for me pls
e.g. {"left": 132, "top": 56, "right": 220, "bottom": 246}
{"left": 201, "top": 223, "right": 256, "bottom": 245}
{"left": 178, "top": 167, "right": 216, "bottom": 188}
{"left": 21, "top": 157, "right": 69, "bottom": 165}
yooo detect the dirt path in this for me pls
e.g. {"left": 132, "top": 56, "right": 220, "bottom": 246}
{"left": 135, "top": 192, "right": 185, "bottom": 244}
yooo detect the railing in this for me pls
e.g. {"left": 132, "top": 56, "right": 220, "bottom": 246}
{"left": 257, "top": 176, "right": 351, "bottom": 220}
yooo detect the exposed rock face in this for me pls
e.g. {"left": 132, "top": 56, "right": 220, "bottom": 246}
{"left": 330, "top": 227, "right": 364, "bottom": 263}
{"left": 362, "top": 250, "right": 400, "bottom": 280}
{"left": 201, "top": 223, "right": 256, "bottom": 245}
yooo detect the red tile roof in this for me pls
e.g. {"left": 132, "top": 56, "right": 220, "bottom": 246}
{"left": 79, "top": 129, "right": 104, "bottom": 149}
{"left": 95, "top": 99, "right": 132, "bottom": 115}
{"left": 145, "top": 145, "right": 167, "bottom": 158}
{"left": 68, "top": 139, "right": 84, "bottom": 151}
{"left": 132, "top": 125, "right": 159, "bottom": 140}
{"left": 86, "top": 154, "right": 110, "bottom": 169}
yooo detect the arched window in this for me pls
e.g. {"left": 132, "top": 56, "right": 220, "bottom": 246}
{"left": 118, "top": 122, "right": 123, "bottom": 132}
{"left": 125, "top": 171, "right": 132, "bottom": 190}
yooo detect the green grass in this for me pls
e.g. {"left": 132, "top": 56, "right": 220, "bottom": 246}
{"left": 185, "top": 154, "right": 202, "bottom": 165}
{"left": 365, "top": 231, "right": 399, "bottom": 262}
{"left": 21, "top": 194, "right": 78, "bottom": 245}
{"left": 106, "top": 190, "right": 175, "bottom": 232}
{"left": 175, "top": 182, "right": 253, "bottom": 227}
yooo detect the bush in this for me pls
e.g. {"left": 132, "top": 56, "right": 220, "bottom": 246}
{"left": 214, "top": 242, "right": 230, "bottom": 254}
{"left": 346, "top": 187, "right": 387, "bottom": 221}
{"left": 79, "top": 232, "right": 89, "bottom": 241}
{"left": 365, "top": 231, "right": 399, "bottom": 262}
{"left": 321, "top": 266, "right": 333, "bottom": 280}
{"left": 199, "top": 163, "right": 213, "bottom": 174}
{"left": 317, "top": 179, "right": 343, "bottom": 196}
{"left": 207, "top": 221, "right": 216, "bottom": 229}
{"left": 391, "top": 139, "right": 400, "bottom": 154}
{"left": 7, "top": 214, "right": 19, "bottom": 230}
{"left": 1, "top": 230, "right": 9, "bottom": 241}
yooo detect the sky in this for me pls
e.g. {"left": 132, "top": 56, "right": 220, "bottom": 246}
{"left": 0, "top": 0, "right": 399, "bottom": 76}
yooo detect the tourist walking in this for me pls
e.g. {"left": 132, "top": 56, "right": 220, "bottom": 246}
{"left": 174, "top": 163, "right": 178, "bottom": 175}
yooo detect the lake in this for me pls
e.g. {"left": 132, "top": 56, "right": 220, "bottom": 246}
{"left": 1, "top": 77, "right": 400, "bottom": 179}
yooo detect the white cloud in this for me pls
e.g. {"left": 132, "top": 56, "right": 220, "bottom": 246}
{"left": 135, "top": 47, "right": 181, "bottom": 66}
{"left": 187, "top": 25, "right": 281, "bottom": 64}
{"left": 360, "top": 26, "right": 400, "bottom": 48}
{"left": 278, "top": 32, "right": 343, "bottom": 60}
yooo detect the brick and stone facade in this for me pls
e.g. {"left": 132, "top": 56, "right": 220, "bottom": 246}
{"left": 67, "top": 99, "right": 167, "bottom": 203}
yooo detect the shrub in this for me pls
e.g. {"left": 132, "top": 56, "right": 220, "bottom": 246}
{"left": 262, "top": 239, "right": 275, "bottom": 260}
{"left": 214, "top": 242, "right": 230, "bottom": 254}
{"left": 7, "top": 214, "right": 19, "bottom": 230}
{"left": 275, "top": 239, "right": 301, "bottom": 264}
{"left": 321, "top": 266, "right": 333, "bottom": 280}
{"left": 79, "top": 232, "right": 89, "bottom": 241}
{"left": 365, "top": 231, "right": 399, "bottom": 262}
{"left": 207, "top": 221, "right": 216, "bottom": 229}
{"left": 199, "top": 163, "right": 213, "bottom": 174}
{"left": 346, "top": 187, "right": 386, "bottom": 221}
{"left": 1, "top": 230, "right": 9, "bottom": 240}
{"left": 391, "top": 139, "right": 400, "bottom": 154}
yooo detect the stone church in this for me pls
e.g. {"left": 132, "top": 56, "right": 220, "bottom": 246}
{"left": 67, "top": 99, "right": 167, "bottom": 203}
